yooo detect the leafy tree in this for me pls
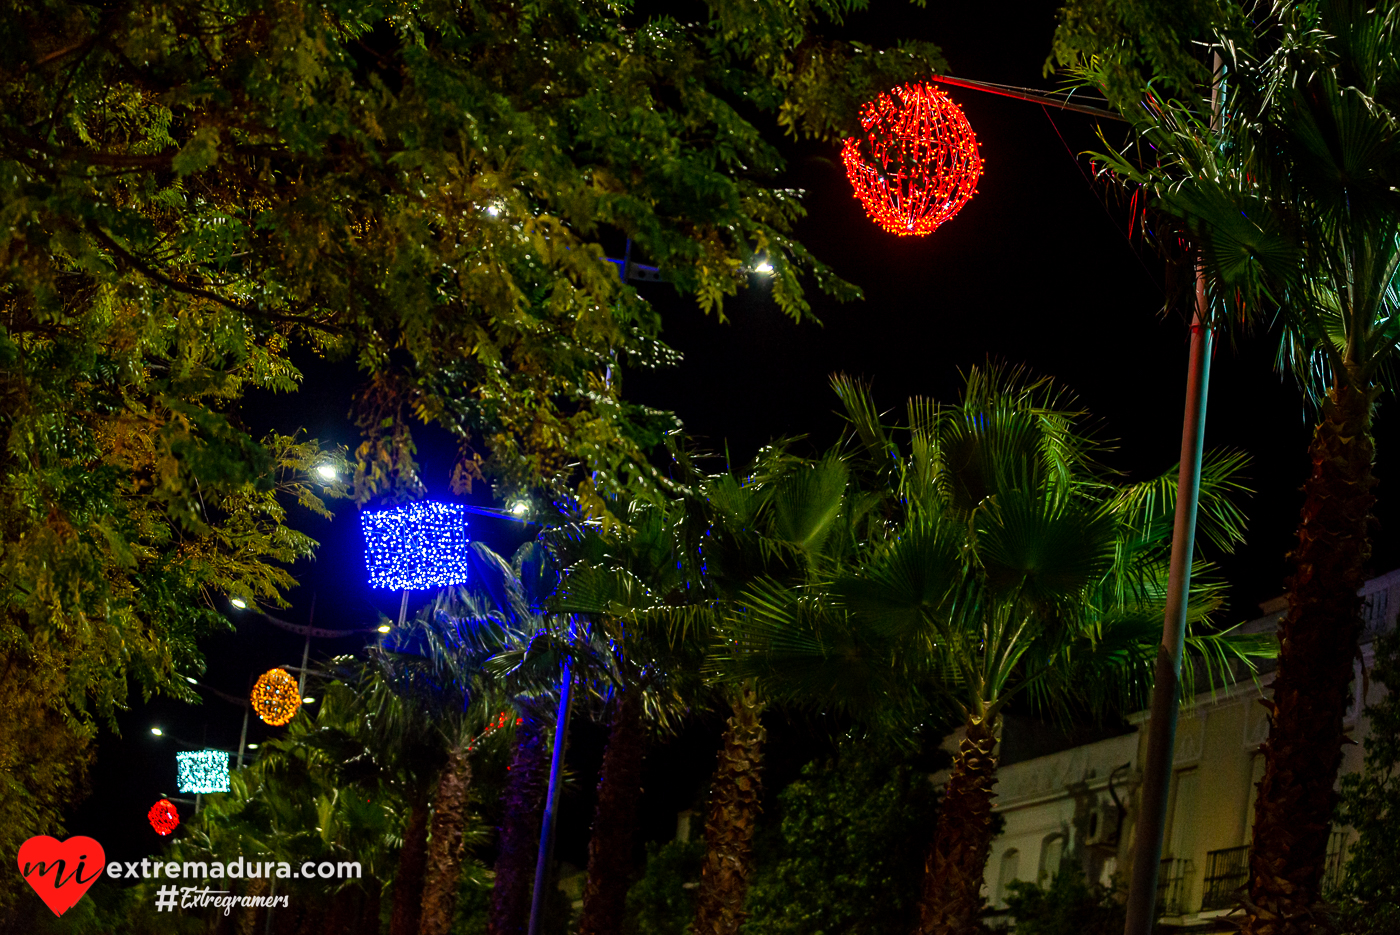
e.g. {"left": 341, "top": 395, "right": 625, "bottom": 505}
{"left": 1335, "top": 629, "right": 1400, "bottom": 935}
{"left": 1058, "top": 3, "right": 1400, "bottom": 930}
{"left": 1002, "top": 870, "right": 1124, "bottom": 935}
{"left": 741, "top": 741, "right": 940, "bottom": 935}
{"left": 625, "top": 839, "right": 707, "bottom": 935}
{"left": 755, "top": 367, "right": 1269, "bottom": 935}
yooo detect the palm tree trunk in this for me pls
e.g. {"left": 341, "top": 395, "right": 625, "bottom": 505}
{"left": 489, "top": 717, "right": 551, "bottom": 935}
{"left": 692, "top": 682, "right": 766, "bottom": 935}
{"left": 578, "top": 688, "right": 646, "bottom": 935}
{"left": 1243, "top": 380, "right": 1377, "bottom": 935}
{"left": 419, "top": 745, "right": 473, "bottom": 935}
{"left": 391, "top": 792, "right": 431, "bottom": 935}
{"left": 916, "top": 714, "right": 999, "bottom": 935}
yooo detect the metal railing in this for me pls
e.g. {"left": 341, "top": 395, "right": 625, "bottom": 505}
{"left": 1201, "top": 845, "right": 1249, "bottom": 911}
{"left": 1323, "top": 831, "right": 1349, "bottom": 894}
{"left": 1158, "top": 857, "right": 1194, "bottom": 916}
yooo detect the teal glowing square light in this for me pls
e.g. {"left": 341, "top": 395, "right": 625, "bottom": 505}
{"left": 176, "top": 749, "right": 230, "bottom": 794}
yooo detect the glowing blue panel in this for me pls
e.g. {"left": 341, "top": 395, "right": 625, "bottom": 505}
{"left": 361, "top": 501, "right": 473, "bottom": 590}
{"left": 176, "top": 750, "right": 230, "bottom": 794}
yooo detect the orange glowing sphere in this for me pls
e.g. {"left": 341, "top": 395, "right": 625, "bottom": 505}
{"left": 251, "top": 668, "right": 301, "bottom": 726}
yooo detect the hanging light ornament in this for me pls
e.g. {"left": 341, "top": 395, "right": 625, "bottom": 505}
{"left": 361, "top": 501, "right": 473, "bottom": 590}
{"left": 148, "top": 798, "right": 180, "bottom": 836}
{"left": 251, "top": 668, "right": 301, "bottom": 726}
{"left": 842, "top": 82, "right": 983, "bottom": 236}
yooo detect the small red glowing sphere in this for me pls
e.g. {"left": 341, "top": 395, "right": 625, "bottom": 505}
{"left": 148, "top": 798, "right": 180, "bottom": 836}
{"left": 842, "top": 82, "right": 983, "bottom": 236}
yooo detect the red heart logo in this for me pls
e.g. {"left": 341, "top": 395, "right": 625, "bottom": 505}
{"left": 17, "top": 836, "right": 106, "bottom": 917}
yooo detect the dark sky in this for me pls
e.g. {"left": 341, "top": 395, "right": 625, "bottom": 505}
{"left": 72, "top": 0, "right": 1395, "bottom": 875}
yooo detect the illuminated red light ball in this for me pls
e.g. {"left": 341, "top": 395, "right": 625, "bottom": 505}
{"left": 842, "top": 82, "right": 983, "bottom": 236}
{"left": 148, "top": 798, "right": 180, "bottom": 836}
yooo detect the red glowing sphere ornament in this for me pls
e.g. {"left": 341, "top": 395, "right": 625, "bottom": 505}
{"left": 842, "top": 82, "right": 983, "bottom": 236}
{"left": 148, "top": 798, "right": 180, "bottom": 836}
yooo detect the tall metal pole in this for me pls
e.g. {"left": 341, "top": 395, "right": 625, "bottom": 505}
{"left": 1122, "top": 263, "right": 1214, "bottom": 935}
{"left": 1122, "top": 53, "right": 1222, "bottom": 935}
{"left": 297, "top": 593, "right": 316, "bottom": 696}
{"left": 236, "top": 699, "right": 250, "bottom": 769}
{"left": 527, "top": 622, "right": 577, "bottom": 935}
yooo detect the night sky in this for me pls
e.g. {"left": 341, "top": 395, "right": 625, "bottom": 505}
{"left": 70, "top": 0, "right": 1395, "bottom": 876}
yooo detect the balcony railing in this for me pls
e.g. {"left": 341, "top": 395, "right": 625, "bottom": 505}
{"left": 1158, "top": 857, "right": 1194, "bottom": 916}
{"left": 1323, "top": 831, "right": 1349, "bottom": 894}
{"left": 1196, "top": 833, "right": 1347, "bottom": 913}
{"left": 1201, "top": 845, "right": 1249, "bottom": 911}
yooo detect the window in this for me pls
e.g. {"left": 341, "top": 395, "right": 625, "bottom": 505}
{"left": 1038, "top": 834, "right": 1065, "bottom": 885}
{"left": 1169, "top": 768, "right": 1199, "bottom": 860}
{"left": 997, "top": 849, "right": 1020, "bottom": 907}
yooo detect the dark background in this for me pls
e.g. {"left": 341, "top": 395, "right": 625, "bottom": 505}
{"left": 71, "top": 0, "right": 1386, "bottom": 879}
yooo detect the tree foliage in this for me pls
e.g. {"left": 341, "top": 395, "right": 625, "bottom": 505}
{"left": 1335, "top": 629, "right": 1400, "bottom": 934}
{"left": 742, "top": 742, "right": 940, "bottom": 935}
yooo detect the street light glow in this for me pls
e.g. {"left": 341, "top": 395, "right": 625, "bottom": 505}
{"left": 150, "top": 727, "right": 163, "bottom": 737}
{"left": 315, "top": 464, "right": 337, "bottom": 481}
{"left": 230, "top": 597, "right": 247, "bottom": 609}
{"left": 754, "top": 261, "right": 774, "bottom": 274}
{"left": 302, "top": 697, "right": 316, "bottom": 704}
{"left": 510, "top": 500, "right": 530, "bottom": 516}
{"left": 185, "top": 676, "right": 198, "bottom": 684}
{"left": 377, "top": 624, "right": 391, "bottom": 634}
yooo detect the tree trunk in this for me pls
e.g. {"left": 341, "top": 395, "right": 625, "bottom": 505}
{"left": 692, "top": 683, "right": 766, "bottom": 935}
{"left": 916, "top": 714, "right": 1000, "bottom": 935}
{"left": 489, "top": 717, "right": 551, "bottom": 935}
{"left": 420, "top": 746, "right": 474, "bottom": 935}
{"left": 237, "top": 878, "right": 271, "bottom": 935}
{"left": 578, "top": 688, "right": 647, "bottom": 935}
{"left": 391, "top": 793, "right": 431, "bottom": 935}
{"left": 1243, "top": 380, "right": 1377, "bottom": 935}
{"left": 361, "top": 884, "right": 383, "bottom": 935}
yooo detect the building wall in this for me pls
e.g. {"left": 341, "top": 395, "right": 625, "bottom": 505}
{"left": 975, "top": 567, "right": 1400, "bottom": 929}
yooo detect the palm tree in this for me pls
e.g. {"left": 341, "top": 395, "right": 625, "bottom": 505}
{"left": 1079, "top": 4, "right": 1400, "bottom": 928}
{"left": 731, "top": 368, "right": 1269, "bottom": 935}
{"left": 551, "top": 501, "right": 704, "bottom": 935}
{"left": 678, "top": 445, "right": 880, "bottom": 935}
{"left": 377, "top": 540, "right": 541, "bottom": 935}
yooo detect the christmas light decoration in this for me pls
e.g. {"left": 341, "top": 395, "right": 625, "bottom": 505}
{"left": 251, "top": 668, "right": 302, "bottom": 726}
{"left": 148, "top": 799, "right": 180, "bottom": 836}
{"left": 176, "top": 750, "right": 230, "bottom": 794}
{"left": 841, "top": 82, "right": 983, "bottom": 236}
{"left": 361, "top": 501, "right": 473, "bottom": 590}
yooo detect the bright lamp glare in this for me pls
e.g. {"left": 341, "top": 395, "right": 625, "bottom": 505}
{"left": 150, "top": 727, "right": 163, "bottom": 737}
{"left": 754, "top": 261, "right": 773, "bottom": 274}
{"left": 510, "top": 500, "right": 530, "bottom": 516}
{"left": 230, "top": 597, "right": 247, "bottom": 610}
{"left": 185, "top": 676, "right": 198, "bottom": 685}
{"left": 302, "top": 697, "right": 316, "bottom": 704}
{"left": 377, "top": 625, "right": 392, "bottom": 634}
{"left": 315, "top": 464, "right": 337, "bottom": 481}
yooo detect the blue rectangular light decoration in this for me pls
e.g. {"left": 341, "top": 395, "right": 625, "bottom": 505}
{"left": 361, "top": 501, "right": 473, "bottom": 590}
{"left": 176, "top": 749, "right": 230, "bottom": 794}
